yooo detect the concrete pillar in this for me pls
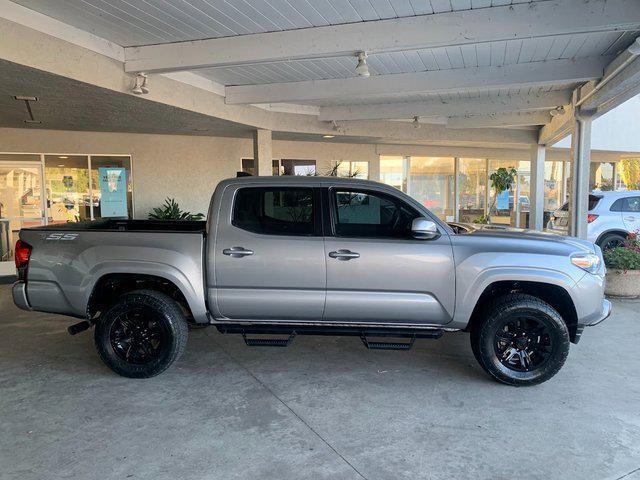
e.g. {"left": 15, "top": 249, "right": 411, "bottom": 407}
{"left": 529, "top": 144, "right": 546, "bottom": 230}
{"left": 252, "top": 129, "right": 273, "bottom": 176}
{"left": 454, "top": 157, "right": 460, "bottom": 222}
{"left": 369, "top": 154, "right": 381, "bottom": 182}
{"left": 569, "top": 111, "right": 593, "bottom": 239}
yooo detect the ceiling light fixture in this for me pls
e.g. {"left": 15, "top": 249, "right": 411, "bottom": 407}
{"left": 132, "top": 72, "right": 149, "bottom": 95}
{"left": 549, "top": 105, "right": 566, "bottom": 117}
{"left": 628, "top": 37, "right": 640, "bottom": 55}
{"left": 355, "top": 51, "right": 370, "bottom": 77}
{"left": 58, "top": 156, "right": 68, "bottom": 159}
{"left": 322, "top": 135, "right": 335, "bottom": 139}
{"left": 14, "top": 95, "right": 40, "bottom": 124}
{"left": 412, "top": 116, "right": 420, "bottom": 128}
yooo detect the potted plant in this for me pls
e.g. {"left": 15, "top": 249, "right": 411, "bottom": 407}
{"left": 148, "top": 198, "right": 205, "bottom": 220}
{"left": 604, "top": 231, "right": 640, "bottom": 298}
{"left": 474, "top": 167, "right": 517, "bottom": 225}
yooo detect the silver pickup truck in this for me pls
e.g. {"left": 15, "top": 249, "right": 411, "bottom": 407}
{"left": 13, "top": 176, "right": 611, "bottom": 386}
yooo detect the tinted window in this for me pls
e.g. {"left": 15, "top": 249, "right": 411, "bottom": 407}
{"left": 332, "top": 189, "right": 420, "bottom": 238}
{"left": 588, "top": 195, "right": 601, "bottom": 210}
{"left": 624, "top": 197, "right": 640, "bottom": 212}
{"left": 233, "top": 187, "right": 315, "bottom": 236}
{"left": 610, "top": 198, "right": 624, "bottom": 212}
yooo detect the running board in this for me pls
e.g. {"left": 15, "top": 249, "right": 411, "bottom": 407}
{"left": 217, "top": 324, "right": 443, "bottom": 349}
{"left": 242, "top": 332, "right": 295, "bottom": 347}
{"left": 361, "top": 335, "right": 415, "bottom": 350}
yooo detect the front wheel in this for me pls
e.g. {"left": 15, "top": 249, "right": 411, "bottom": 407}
{"left": 470, "top": 294, "right": 570, "bottom": 386}
{"left": 94, "top": 290, "right": 188, "bottom": 378}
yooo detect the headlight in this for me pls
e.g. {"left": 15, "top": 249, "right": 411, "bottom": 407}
{"left": 570, "top": 252, "right": 601, "bottom": 274}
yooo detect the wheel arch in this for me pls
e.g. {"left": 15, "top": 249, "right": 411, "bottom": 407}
{"left": 465, "top": 280, "right": 580, "bottom": 343}
{"left": 87, "top": 272, "right": 203, "bottom": 324}
{"left": 595, "top": 229, "right": 629, "bottom": 246}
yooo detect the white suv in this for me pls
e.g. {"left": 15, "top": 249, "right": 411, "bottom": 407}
{"left": 547, "top": 190, "right": 640, "bottom": 250}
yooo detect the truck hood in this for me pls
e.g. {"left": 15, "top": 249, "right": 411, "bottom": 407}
{"left": 450, "top": 223, "right": 595, "bottom": 253}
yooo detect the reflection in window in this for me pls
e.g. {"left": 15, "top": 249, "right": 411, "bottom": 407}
{"left": 44, "top": 155, "right": 91, "bottom": 224}
{"left": 333, "top": 189, "right": 418, "bottom": 238}
{"left": 380, "top": 156, "right": 407, "bottom": 192}
{"left": 335, "top": 161, "right": 368, "bottom": 179}
{"left": 233, "top": 187, "right": 315, "bottom": 236}
{"left": 409, "top": 157, "right": 455, "bottom": 221}
{"left": 458, "top": 158, "right": 486, "bottom": 223}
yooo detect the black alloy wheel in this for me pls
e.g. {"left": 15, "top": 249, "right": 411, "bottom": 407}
{"left": 494, "top": 316, "right": 553, "bottom": 372}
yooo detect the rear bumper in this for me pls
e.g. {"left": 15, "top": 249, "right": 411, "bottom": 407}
{"left": 12, "top": 281, "right": 31, "bottom": 311}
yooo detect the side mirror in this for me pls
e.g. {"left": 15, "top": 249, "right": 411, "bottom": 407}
{"left": 411, "top": 217, "right": 440, "bottom": 240}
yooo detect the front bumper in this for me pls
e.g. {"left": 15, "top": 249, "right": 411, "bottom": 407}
{"left": 12, "top": 281, "right": 31, "bottom": 311}
{"left": 587, "top": 298, "right": 612, "bottom": 326}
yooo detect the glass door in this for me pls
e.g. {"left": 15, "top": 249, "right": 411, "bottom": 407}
{"left": 0, "top": 161, "right": 44, "bottom": 264}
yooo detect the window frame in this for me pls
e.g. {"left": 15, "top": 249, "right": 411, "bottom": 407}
{"left": 231, "top": 186, "right": 322, "bottom": 237}
{"left": 327, "top": 186, "right": 423, "bottom": 240}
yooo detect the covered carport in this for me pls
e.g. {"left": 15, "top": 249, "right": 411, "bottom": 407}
{"left": 2, "top": 2, "right": 640, "bottom": 480}
{"left": 2, "top": 0, "right": 640, "bottom": 237}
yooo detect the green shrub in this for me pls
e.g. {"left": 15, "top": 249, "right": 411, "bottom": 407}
{"left": 604, "top": 232, "right": 640, "bottom": 270}
{"left": 148, "top": 198, "right": 204, "bottom": 221}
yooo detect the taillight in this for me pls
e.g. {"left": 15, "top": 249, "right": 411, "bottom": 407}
{"left": 587, "top": 214, "right": 599, "bottom": 223}
{"left": 14, "top": 240, "right": 32, "bottom": 281}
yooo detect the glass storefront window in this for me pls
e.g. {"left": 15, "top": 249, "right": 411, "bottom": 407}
{"left": 90, "top": 156, "right": 133, "bottom": 220}
{"left": 44, "top": 155, "right": 91, "bottom": 224}
{"left": 0, "top": 154, "right": 43, "bottom": 259}
{"left": 335, "top": 161, "right": 368, "bottom": 179}
{"left": 409, "top": 157, "right": 455, "bottom": 221}
{"left": 544, "top": 161, "right": 565, "bottom": 212}
{"left": 488, "top": 160, "right": 530, "bottom": 226}
{"left": 241, "top": 159, "right": 281, "bottom": 175}
{"left": 458, "top": 158, "right": 486, "bottom": 223}
{"left": 380, "top": 156, "right": 407, "bottom": 192}
{"left": 590, "top": 162, "right": 615, "bottom": 190}
{"left": 281, "top": 159, "right": 316, "bottom": 176}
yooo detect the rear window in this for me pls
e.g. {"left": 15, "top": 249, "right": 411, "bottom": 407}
{"left": 588, "top": 195, "right": 601, "bottom": 211}
{"left": 233, "top": 187, "right": 316, "bottom": 236}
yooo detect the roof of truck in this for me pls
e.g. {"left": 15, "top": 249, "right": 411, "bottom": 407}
{"left": 221, "top": 175, "right": 385, "bottom": 188}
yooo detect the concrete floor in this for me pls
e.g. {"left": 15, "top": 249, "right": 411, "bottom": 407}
{"left": 1, "top": 285, "right": 639, "bottom": 480}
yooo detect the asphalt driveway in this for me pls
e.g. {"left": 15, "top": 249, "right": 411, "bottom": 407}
{"left": 1, "top": 284, "right": 639, "bottom": 480}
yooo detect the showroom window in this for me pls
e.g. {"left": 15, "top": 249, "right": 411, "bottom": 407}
{"left": 334, "top": 161, "right": 369, "bottom": 179}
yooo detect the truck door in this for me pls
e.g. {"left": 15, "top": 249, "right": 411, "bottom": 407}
{"left": 323, "top": 186, "right": 455, "bottom": 325}
{"left": 212, "top": 184, "right": 326, "bottom": 321}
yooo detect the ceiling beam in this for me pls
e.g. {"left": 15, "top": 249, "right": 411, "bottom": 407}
{"left": 123, "top": 0, "right": 640, "bottom": 74}
{"left": 225, "top": 57, "right": 609, "bottom": 105}
{"left": 447, "top": 111, "right": 551, "bottom": 129}
{"left": 318, "top": 90, "right": 571, "bottom": 121}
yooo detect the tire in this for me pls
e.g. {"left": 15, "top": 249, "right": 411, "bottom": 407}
{"left": 598, "top": 233, "right": 626, "bottom": 252}
{"left": 470, "top": 294, "right": 570, "bottom": 386}
{"left": 94, "top": 289, "right": 188, "bottom": 378}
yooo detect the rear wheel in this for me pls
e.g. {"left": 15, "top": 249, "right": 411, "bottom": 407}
{"left": 598, "top": 233, "right": 626, "bottom": 252}
{"left": 470, "top": 294, "right": 570, "bottom": 386}
{"left": 94, "top": 290, "right": 188, "bottom": 378}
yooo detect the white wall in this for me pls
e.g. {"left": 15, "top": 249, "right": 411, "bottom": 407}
{"left": 555, "top": 94, "right": 640, "bottom": 152}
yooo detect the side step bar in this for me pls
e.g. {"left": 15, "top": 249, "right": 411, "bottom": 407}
{"left": 217, "top": 324, "right": 443, "bottom": 350}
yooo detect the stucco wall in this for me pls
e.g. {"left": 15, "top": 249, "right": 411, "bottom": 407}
{"left": 0, "top": 128, "right": 382, "bottom": 218}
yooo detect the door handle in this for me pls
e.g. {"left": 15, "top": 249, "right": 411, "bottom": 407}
{"left": 329, "top": 249, "right": 360, "bottom": 260}
{"left": 624, "top": 216, "right": 636, "bottom": 222}
{"left": 223, "top": 247, "right": 254, "bottom": 258}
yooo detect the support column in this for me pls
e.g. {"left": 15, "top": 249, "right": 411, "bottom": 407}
{"left": 252, "top": 129, "right": 273, "bottom": 176}
{"left": 569, "top": 111, "right": 593, "bottom": 239}
{"left": 454, "top": 157, "right": 460, "bottom": 222}
{"left": 369, "top": 154, "right": 381, "bottom": 182}
{"left": 529, "top": 144, "right": 546, "bottom": 230}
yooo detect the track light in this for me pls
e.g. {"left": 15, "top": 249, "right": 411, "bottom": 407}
{"left": 628, "top": 37, "right": 640, "bottom": 55}
{"left": 549, "top": 105, "right": 566, "bottom": 117}
{"left": 412, "top": 116, "right": 420, "bottom": 128}
{"left": 355, "top": 51, "right": 370, "bottom": 77}
{"left": 132, "top": 72, "right": 149, "bottom": 95}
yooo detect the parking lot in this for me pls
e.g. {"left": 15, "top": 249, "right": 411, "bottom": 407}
{"left": 1, "top": 284, "right": 639, "bottom": 480}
